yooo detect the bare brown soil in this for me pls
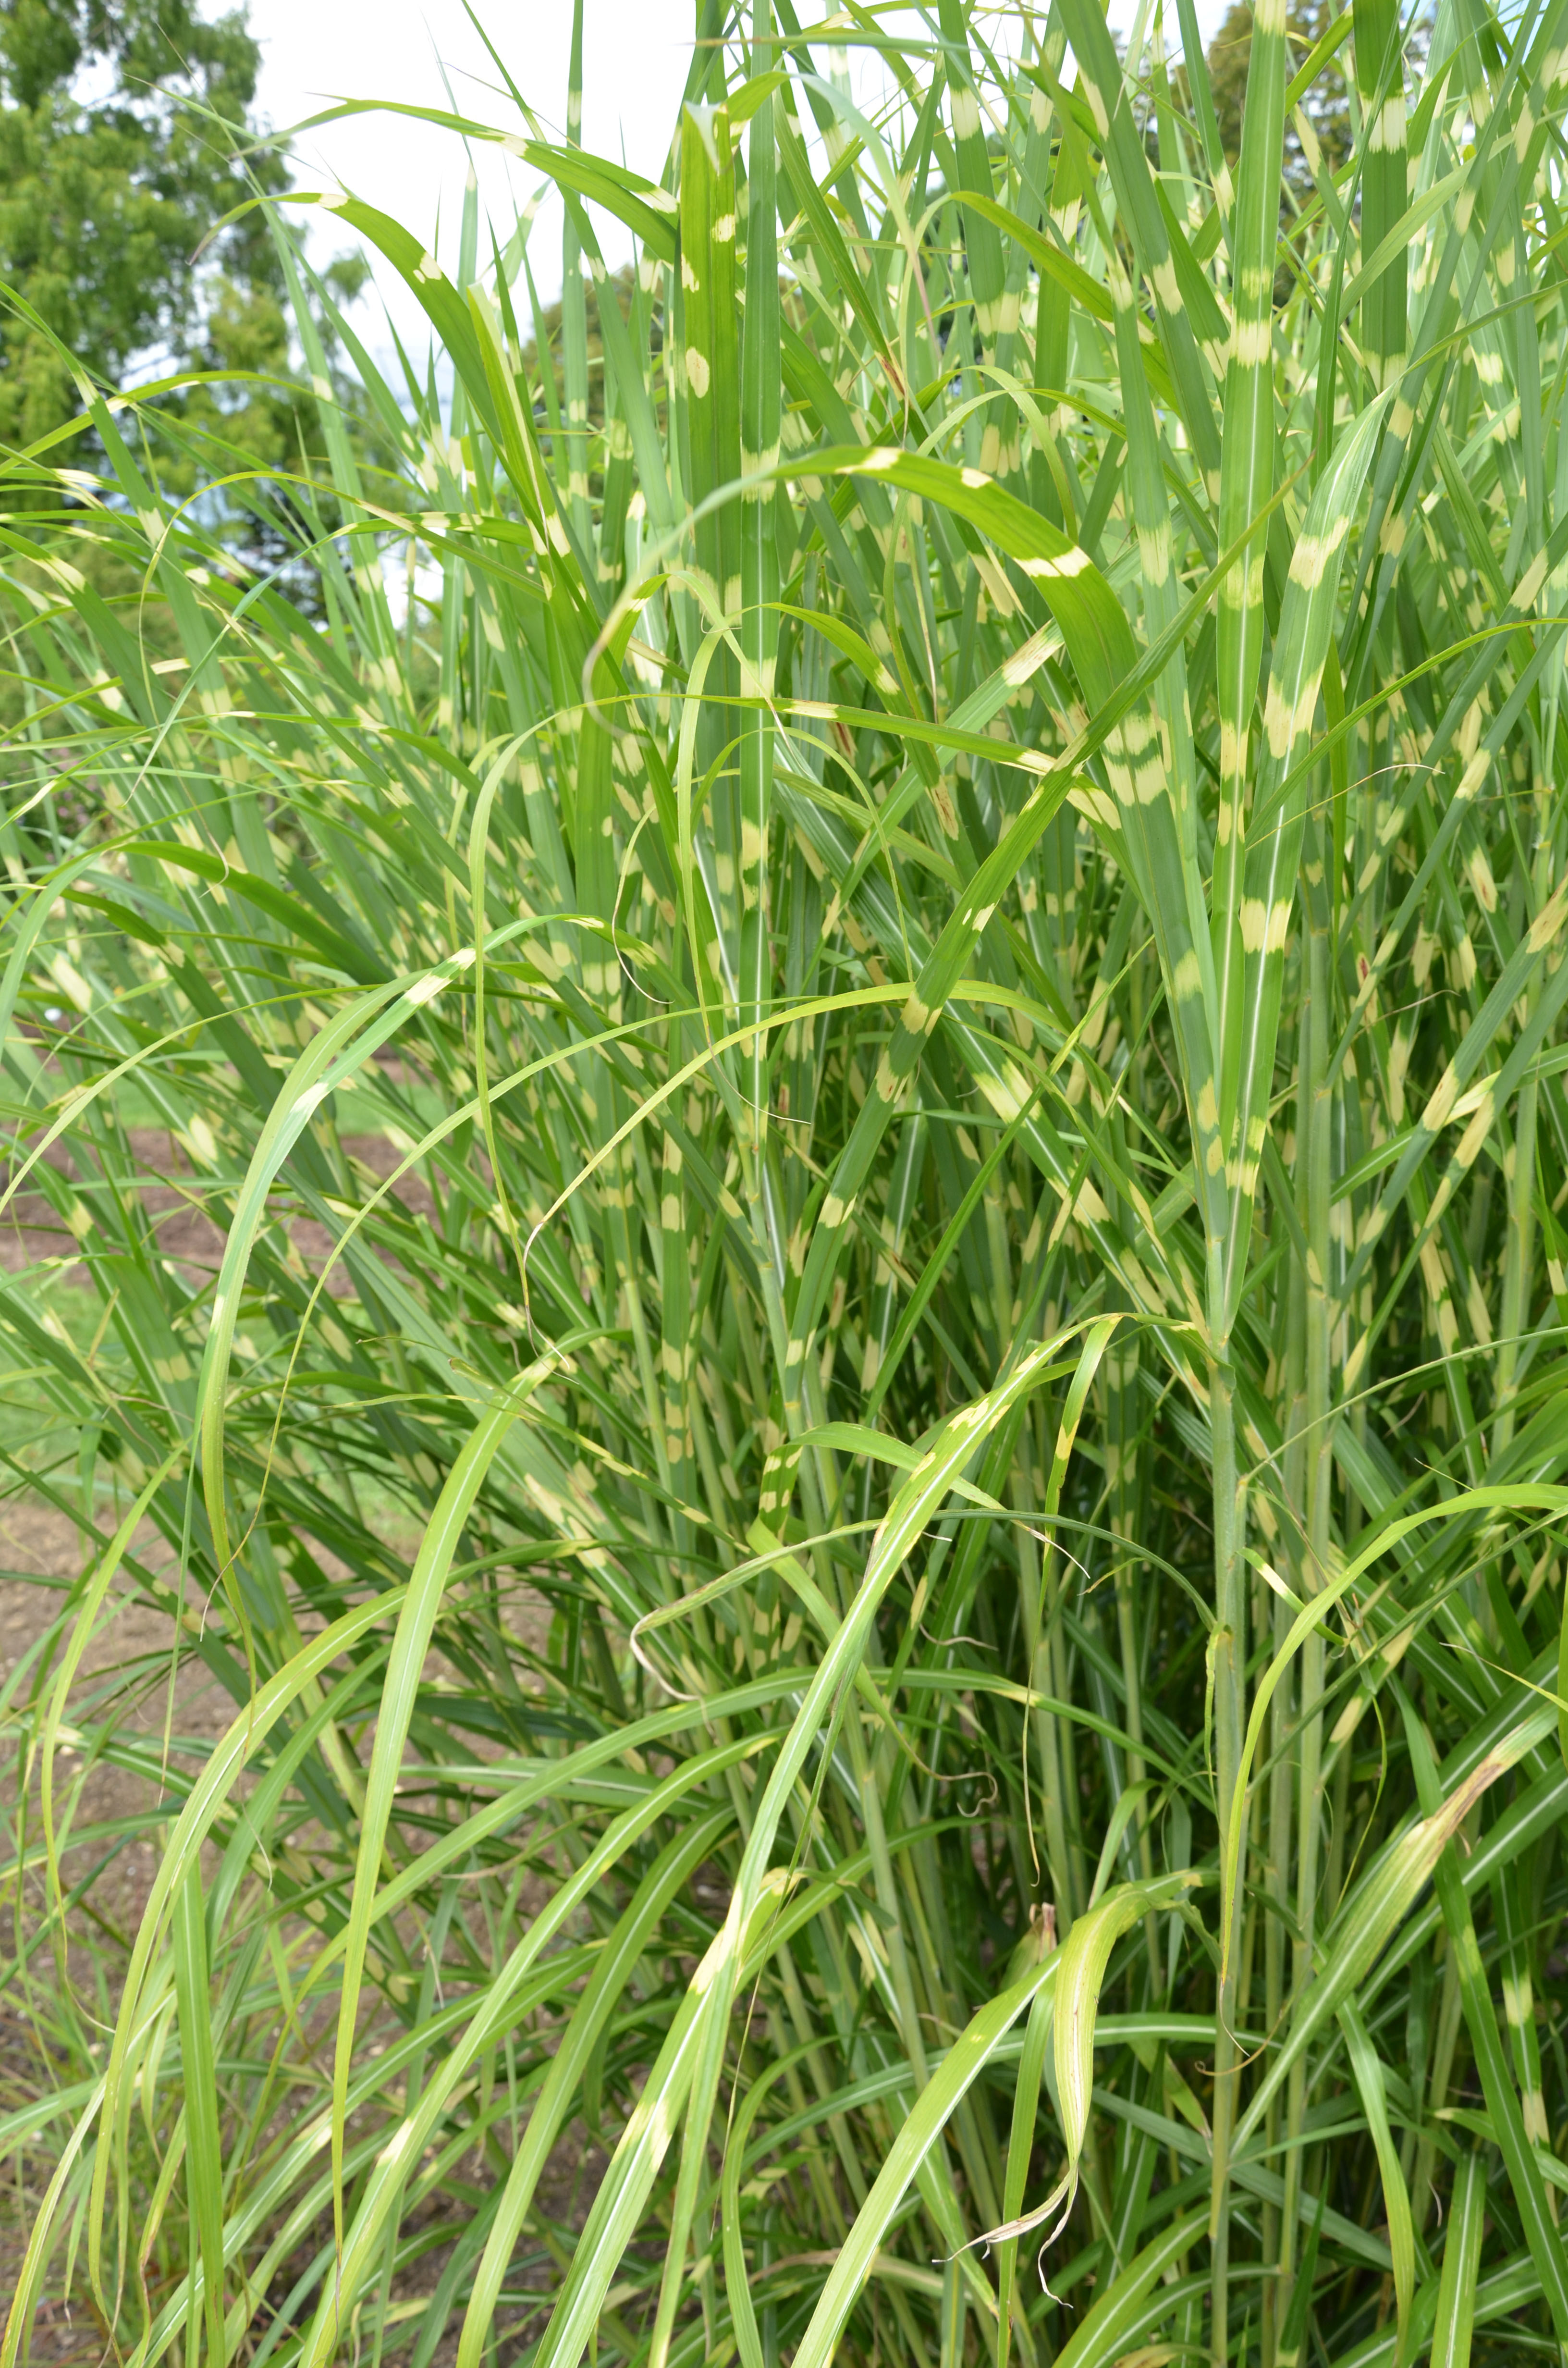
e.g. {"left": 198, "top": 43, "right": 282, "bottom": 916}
{"left": 0, "top": 1494, "right": 232, "bottom": 2358}
{"left": 0, "top": 1120, "right": 591, "bottom": 2358}
{"left": 0, "top": 1125, "right": 439, "bottom": 1290}
{"left": 1, "top": 1504, "right": 572, "bottom": 2363}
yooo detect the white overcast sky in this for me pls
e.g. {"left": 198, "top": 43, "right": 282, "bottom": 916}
{"left": 242, "top": 0, "right": 688, "bottom": 360}
{"left": 242, "top": 0, "right": 1231, "bottom": 369}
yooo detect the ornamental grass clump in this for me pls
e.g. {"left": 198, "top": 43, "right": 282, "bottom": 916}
{"left": 3, "top": 3, "right": 1568, "bottom": 2367}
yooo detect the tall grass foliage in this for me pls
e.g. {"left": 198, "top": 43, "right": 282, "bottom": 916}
{"left": 4, "top": 2, "right": 1568, "bottom": 2365}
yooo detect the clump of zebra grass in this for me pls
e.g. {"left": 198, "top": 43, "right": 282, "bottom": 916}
{"left": 3, "top": 2, "right": 1568, "bottom": 2366}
